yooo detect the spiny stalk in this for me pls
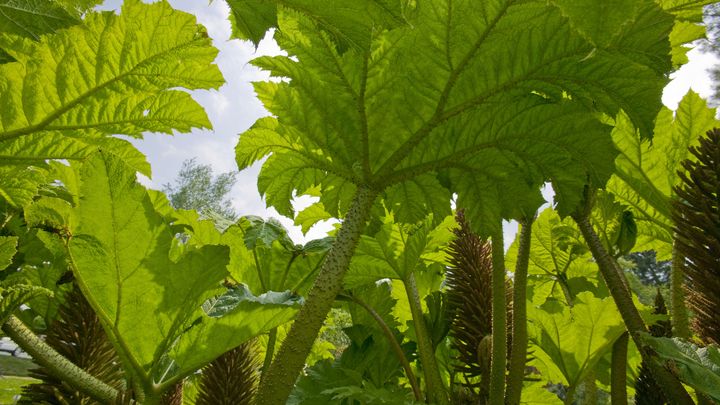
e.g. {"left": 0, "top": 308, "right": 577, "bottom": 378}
{"left": 634, "top": 291, "right": 671, "bottom": 405}
{"left": 195, "top": 342, "right": 259, "bottom": 405}
{"left": 18, "top": 285, "right": 124, "bottom": 404}
{"left": 673, "top": 127, "right": 720, "bottom": 345}
{"left": 445, "top": 210, "right": 512, "bottom": 403}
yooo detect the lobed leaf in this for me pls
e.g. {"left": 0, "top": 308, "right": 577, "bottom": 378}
{"left": 237, "top": 0, "right": 682, "bottom": 235}
{"left": 528, "top": 292, "right": 626, "bottom": 389}
{"left": 0, "top": 0, "right": 223, "bottom": 206}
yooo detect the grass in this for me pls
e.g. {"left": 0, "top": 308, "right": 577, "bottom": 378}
{"left": 0, "top": 356, "right": 37, "bottom": 404}
{"left": 0, "top": 376, "right": 36, "bottom": 405}
{"left": 0, "top": 357, "right": 34, "bottom": 378}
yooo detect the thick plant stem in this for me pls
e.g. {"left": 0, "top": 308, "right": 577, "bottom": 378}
{"left": 404, "top": 272, "right": 449, "bottom": 405}
{"left": 506, "top": 217, "right": 533, "bottom": 405}
{"left": 583, "top": 368, "right": 597, "bottom": 405}
{"left": 347, "top": 293, "right": 422, "bottom": 401}
{"left": 253, "top": 187, "right": 377, "bottom": 405}
{"left": 2, "top": 315, "right": 119, "bottom": 403}
{"left": 670, "top": 241, "right": 690, "bottom": 339}
{"left": 611, "top": 332, "right": 629, "bottom": 405}
{"left": 573, "top": 211, "right": 694, "bottom": 405}
{"left": 260, "top": 327, "right": 277, "bottom": 384}
{"left": 489, "top": 228, "right": 507, "bottom": 405}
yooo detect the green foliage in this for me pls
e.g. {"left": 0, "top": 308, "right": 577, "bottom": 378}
{"left": 639, "top": 334, "right": 720, "bottom": 402}
{"left": 343, "top": 284, "right": 413, "bottom": 388}
{"left": 288, "top": 284, "right": 421, "bottom": 405}
{"left": 294, "top": 202, "right": 333, "bottom": 234}
{"left": 289, "top": 358, "right": 419, "bottom": 405}
{"left": 607, "top": 91, "right": 719, "bottom": 259}
{"left": 551, "top": 0, "right": 644, "bottom": 48}
{"left": 0, "top": 0, "right": 81, "bottom": 41}
{"left": 234, "top": 0, "right": 676, "bottom": 236}
{"left": 506, "top": 208, "right": 601, "bottom": 306}
{"left": 224, "top": 0, "right": 409, "bottom": 50}
{"left": 590, "top": 191, "right": 638, "bottom": 258}
{"left": 163, "top": 158, "right": 239, "bottom": 220}
{"left": 0, "top": 235, "right": 17, "bottom": 270}
{"left": 0, "top": 0, "right": 223, "bottom": 207}
{"left": 528, "top": 292, "right": 626, "bottom": 398}
{"left": 0, "top": 282, "right": 52, "bottom": 326}
{"left": 235, "top": 215, "right": 333, "bottom": 294}
{"left": 347, "top": 214, "right": 453, "bottom": 288}
{"left": 659, "top": 0, "right": 716, "bottom": 66}
{"left": 66, "top": 151, "right": 299, "bottom": 391}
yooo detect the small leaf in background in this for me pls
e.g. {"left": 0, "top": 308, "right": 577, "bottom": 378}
{"left": 242, "top": 216, "right": 296, "bottom": 250}
{"left": 202, "top": 285, "right": 303, "bottom": 318}
{"left": 294, "top": 202, "right": 332, "bottom": 235}
{"left": 0, "top": 235, "right": 18, "bottom": 271}
{"left": 529, "top": 292, "right": 626, "bottom": 390}
{"left": 615, "top": 210, "right": 638, "bottom": 256}
{"left": 0, "top": 282, "right": 53, "bottom": 325}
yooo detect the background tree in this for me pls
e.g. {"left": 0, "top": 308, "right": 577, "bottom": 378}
{"left": 625, "top": 251, "right": 670, "bottom": 286}
{"left": 162, "top": 158, "right": 238, "bottom": 219}
{"left": 701, "top": 3, "right": 720, "bottom": 104}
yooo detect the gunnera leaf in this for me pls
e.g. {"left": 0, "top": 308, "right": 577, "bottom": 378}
{"left": 673, "top": 127, "right": 720, "bottom": 345}
{"left": 19, "top": 285, "right": 124, "bottom": 405}
{"left": 195, "top": 341, "right": 260, "bottom": 405}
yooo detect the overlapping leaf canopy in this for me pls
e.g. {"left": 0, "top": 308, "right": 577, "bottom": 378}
{"left": 235, "top": 0, "right": 703, "bottom": 236}
{"left": 607, "top": 91, "right": 719, "bottom": 259}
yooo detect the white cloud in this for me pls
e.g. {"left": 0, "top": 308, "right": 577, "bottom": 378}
{"left": 663, "top": 47, "right": 719, "bottom": 109}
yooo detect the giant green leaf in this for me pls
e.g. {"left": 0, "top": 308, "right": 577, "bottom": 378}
{"left": 607, "top": 91, "right": 719, "bottom": 259}
{"left": 67, "top": 152, "right": 229, "bottom": 381}
{"left": 528, "top": 292, "right": 626, "bottom": 391}
{"left": 236, "top": 0, "right": 681, "bottom": 236}
{"left": 640, "top": 335, "right": 720, "bottom": 401}
{"left": 0, "top": 0, "right": 223, "bottom": 206}
{"left": 75, "top": 179, "right": 300, "bottom": 382}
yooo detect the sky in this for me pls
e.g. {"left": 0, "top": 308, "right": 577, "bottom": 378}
{"left": 99, "top": 0, "right": 719, "bottom": 246}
